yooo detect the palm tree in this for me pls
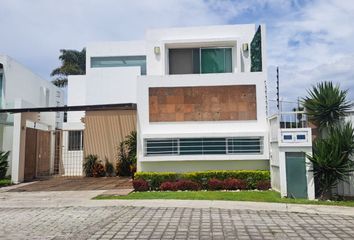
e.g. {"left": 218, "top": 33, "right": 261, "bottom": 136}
{"left": 51, "top": 48, "right": 86, "bottom": 87}
{"left": 302, "top": 81, "right": 352, "bottom": 132}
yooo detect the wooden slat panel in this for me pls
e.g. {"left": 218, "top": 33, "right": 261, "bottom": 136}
{"left": 24, "top": 128, "right": 37, "bottom": 181}
{"left": 84, "top": 110, "right": 136, "bottom": 165}
{"left": 36, "top": 130, "right": 51, "bottom": 176}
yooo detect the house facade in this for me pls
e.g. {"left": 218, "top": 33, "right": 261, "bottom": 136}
{"left": 0, "top": 55, "right": 64, "bottom": 182}
{"left": 67, "top": 24, "right": 269, "bottom": 173}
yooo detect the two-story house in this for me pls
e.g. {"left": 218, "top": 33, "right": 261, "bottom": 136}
{"left": 66, "top": 24, "right": 269, "bottom": 173}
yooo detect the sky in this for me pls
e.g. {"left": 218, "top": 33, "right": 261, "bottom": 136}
{"left": 0, "top": 0, "right": 353, "bottom": 111}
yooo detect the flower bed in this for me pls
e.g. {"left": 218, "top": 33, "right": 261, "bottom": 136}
{"left": 133, "top": 170, "right": 271, "bottom": 192}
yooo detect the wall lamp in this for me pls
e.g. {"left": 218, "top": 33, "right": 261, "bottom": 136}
{"left": 154, "top": 46, "right": 161, "bottom": 55}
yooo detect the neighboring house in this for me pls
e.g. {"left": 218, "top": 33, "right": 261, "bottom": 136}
{"left": 333, "top": 109, "right": 354, "bottom": 197}
{"left": 0, "top": 55, "right": 64, "bottom": 182}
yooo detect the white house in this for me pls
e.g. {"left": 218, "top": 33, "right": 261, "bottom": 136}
{"left": 0, "top": 55, "right": 64, "bottom": 183}
{"left": 1, "top": 24, "right": 315, "bottom": 199}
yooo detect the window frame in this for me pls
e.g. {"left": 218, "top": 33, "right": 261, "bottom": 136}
{"left": 68, "top": 130, "right": 84, "bottom": 151}
{"left": 168, "top": 47, "right": 233, "bottom": 75}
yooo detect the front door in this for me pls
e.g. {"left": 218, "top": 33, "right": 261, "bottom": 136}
{"left": 285, "top": 152, "right": 308, "bottom": 198}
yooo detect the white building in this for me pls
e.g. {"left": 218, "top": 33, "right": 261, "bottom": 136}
{"left": 0, "top": 55, "right": 64, "bottom": 182}
{"left": 2, "top": 24, "right": 315, "bottom": 199}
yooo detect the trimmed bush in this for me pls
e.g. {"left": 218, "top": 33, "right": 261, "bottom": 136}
{"left": 223, "top": 178, "right": 247, "bottom": 190}
{"left": 135, "top": 170, "right": 270, "bottom": 190}
{"left": 92, "top": 163, "right": 106, "bottom": 177}
{"left": 207, "top": 178, "right": 224, "bottom": 190}
{"left": 256, "top": 180, "right": 271, "bottom": 190}
{"left": 133, "top": 179, "right": 149, "bottom": 191}
{"left": 175, "top": 180, "right": 201, "bottom": 191}
{"left": 134, "top": 172, "right": 179, "bottom": 190}
{"left": 160, "top": 181, "right": 178, "bottom": 191}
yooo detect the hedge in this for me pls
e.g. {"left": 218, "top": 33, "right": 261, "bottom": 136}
{"left": 134, "top": 170, "right": 270, "bottom": 190}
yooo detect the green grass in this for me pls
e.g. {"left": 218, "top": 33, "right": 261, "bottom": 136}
{"left": 0, "top": 178, "right": 12, "bottom": 187}
{"left": 94, "top": 190, "right": 354, "bottom": 207}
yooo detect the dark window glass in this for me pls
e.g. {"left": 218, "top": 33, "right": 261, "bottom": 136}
{"left": 169, "top": 48, "right": 232, "bottom": 74}
{"left": 227, "top": 138, "right": 261, "bottom": 154}
{"left": 296, "top": 134, "right": 306, "bottom": 140}
{"left": 68, "top": 131, "right": 83, "bottom": 151}
{"left": 201, "top": 48, "right": 232, "bottom": 73}
{"left": 145, "top": 137, "right": 261, "bottom": 156}
{"left": 283, "top": 135, "right": 293, "bottom": 140}
{"left": 146, "top": 139, "right": 178, "bottom": 156}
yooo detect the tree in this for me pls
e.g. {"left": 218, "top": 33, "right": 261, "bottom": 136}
{"left": 307, "top": 123, "right": 354, "bottom": 199}
{"left": 303, "top": 81, "right": 354, "bottom": 200}
{"left": 302, "top": 81, "right": 351, "bottom": 132}
{"left": 51, "top": 48, "right": 86, "bottom": 87}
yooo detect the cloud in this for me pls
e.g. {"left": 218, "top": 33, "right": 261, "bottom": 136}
{"left": 0, "top": 0, "right": 353, "bottom": 112}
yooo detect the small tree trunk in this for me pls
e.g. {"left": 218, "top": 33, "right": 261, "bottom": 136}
{"left": 319, "top": 188, "right": 332, "bottom": 200}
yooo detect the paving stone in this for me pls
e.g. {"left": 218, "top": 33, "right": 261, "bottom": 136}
{"left": 0, "top": 206, "right": 353, "bottom": 239}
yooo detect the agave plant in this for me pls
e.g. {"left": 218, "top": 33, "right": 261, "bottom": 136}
{"left": 307, "top": 122, "right": 354, "bottom": 199}
{"left": 0, "top": 151, "right": 10, "bottom": 179}
{"left": 83, "top": 154, "right": 98, "bottom": 177}
{"left": 302, "top": 81, "right": 352, "bottom": 133}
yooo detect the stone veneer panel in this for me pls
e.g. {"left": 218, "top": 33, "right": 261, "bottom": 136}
{"left": 149, "top": 85, "right": 257, "bottom": 122}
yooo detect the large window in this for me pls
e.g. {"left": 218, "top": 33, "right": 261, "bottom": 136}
{"left": 91, "top": 56, "right": 146, "bottom": 75}
{"left": 169, "top": 48, "right": 232, "bottom": 75}
{"left": 145, "top": 137, "right": 262, "bottom": 156}
{"left": 68, "top": 131, "right": 83, "bottom": 151}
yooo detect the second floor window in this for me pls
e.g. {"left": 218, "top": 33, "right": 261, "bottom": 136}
{"left": 169, "top": 47, "right": 232, "bottom": 75}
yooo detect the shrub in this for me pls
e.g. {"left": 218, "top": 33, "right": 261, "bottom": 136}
{"left": 83, "top": 154, "right": 98, "bottom": 177}
{"left": 175, "top": 180, "right": 201, "bottom": 191}
{"left": 105, "top": 158, "right": 115, "bottom": 177}
{"left": 134, "top": 172, "right": 179, "bottom": 190}
{"left": 116, "top": 131, "right": 137, "bottom": 177}
{"left": 223, "top": 178, "right": 248, "bottom": 190}
{"left": 116, "top": 142, "right": 132, "bottom": 176}
{"left": 160, "top": 181, "right": 178, "bottom": 191}
{"left": 135, "top": 170, "right": 270, "bottom": 190}
{"left": 207, "top": 178, "right": 224, "bottom": 190}
{"left": 133, "top": 179, "right": 149, "bottom": 191}
{"left": 0, "top": 151, "right": 10, "bottom": 179}
{"left": 92, "top": 162, "right": 106, "bottom": 177}
{"left": 256, "top": 180, "right": 271, "bottom": 190}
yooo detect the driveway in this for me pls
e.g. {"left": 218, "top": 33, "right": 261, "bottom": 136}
{"left": 7, "top": 177, "right": 132, "bottom": 192}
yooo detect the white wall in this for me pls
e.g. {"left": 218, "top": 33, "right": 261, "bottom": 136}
{"left": 67, "top": 75, "right": 86, "bottom": 123}
{"left": 85, "top": 41, "right": 145, "bottom": 104}
{"left": 136, "top": 72, "right": 268, "bottom": 164}
{"left": 0, "top": 55, "right": 64, "bottom": 109}
{"left": 145, "top": 24, "right": 256, "bottom": 76}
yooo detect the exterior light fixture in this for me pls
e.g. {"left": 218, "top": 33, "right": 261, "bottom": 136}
{"left": 154, "top": 46, "right": 160, "bottom": 55}
{"left": 242, "top": 43, "right": 249, "bottom": 52}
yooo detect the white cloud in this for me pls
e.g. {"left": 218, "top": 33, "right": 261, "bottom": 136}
{"left": 0, "top": 0, "right": 353, "bottom": 110}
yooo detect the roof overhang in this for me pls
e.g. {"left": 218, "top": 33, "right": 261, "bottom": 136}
{"left": 0, "top": 103, "right": 137, "bottom": 114}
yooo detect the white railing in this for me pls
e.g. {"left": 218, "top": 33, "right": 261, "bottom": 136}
{"left": 278, "top": 111, "right": 308, "bottom": 129}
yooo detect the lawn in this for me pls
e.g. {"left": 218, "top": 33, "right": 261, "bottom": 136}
{"left": 94, "top": 190, "right": 354, "bottom": 207}
{"left": 0, "top": 178, "right": 12, "bottom": 187}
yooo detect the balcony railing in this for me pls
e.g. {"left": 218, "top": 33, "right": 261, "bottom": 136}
{"left": 278, "top": 111, "right": 308, "bottom": 129}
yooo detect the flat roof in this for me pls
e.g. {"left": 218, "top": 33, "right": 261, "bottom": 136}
{"left": 0, "top": 103, "right": 136, "bottom": 113}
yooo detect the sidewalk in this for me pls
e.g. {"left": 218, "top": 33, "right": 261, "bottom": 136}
{"left": 1, "top": 187, "right": 354, "bottom": 216}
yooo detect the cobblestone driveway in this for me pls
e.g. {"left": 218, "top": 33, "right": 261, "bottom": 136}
{"left": 0, "top": 206, "right": 353, "bottom": 240}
